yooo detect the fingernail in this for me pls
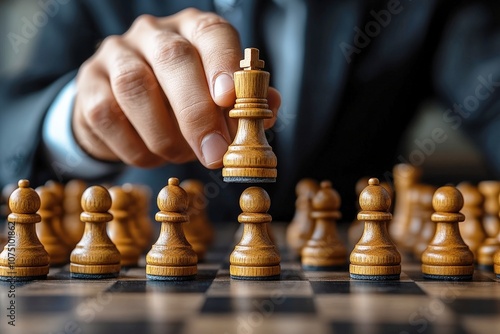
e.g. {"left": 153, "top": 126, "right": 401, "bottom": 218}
{"left": 201, "top": 133, "right": 229, "bottom": 167}
{"left": 213, "top": 73, "right": 234, "bottom": 99}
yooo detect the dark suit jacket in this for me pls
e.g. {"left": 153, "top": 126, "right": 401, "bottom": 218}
{"left": 1, "top": 0, "right": 500, "bottom": 221}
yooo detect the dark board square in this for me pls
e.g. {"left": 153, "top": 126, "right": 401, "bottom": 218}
{"left": 311, "top": 281, "right": 425, "bottom": 295}
{"left": 79, "top": 320, "right": 183, "bottom": 334}
{"left": 17, "top": 296, "right": 82, "bottom": 313}
{"left": 201, "top": 297, "right": 316, "bottom": 314}
{"left": 447, "top": 298, "right": 500, "bottom": 315}
{"left": 107, "top": 269, "right": 217, "bottom": 293}
{"left": 330, "top": 322, "right": 468, "bottom": 334}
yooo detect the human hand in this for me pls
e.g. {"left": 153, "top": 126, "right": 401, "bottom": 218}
{"left": 73, "top": 8, "right": 280, "bottom": 169}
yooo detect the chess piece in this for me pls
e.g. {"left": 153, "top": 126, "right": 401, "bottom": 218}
{"left": 478, "top": 181, "right": 500, "bottom": 238}
{"left": 348, "top": 177, "right": 369, "bottom": 248}
{"left": 70, "top": 185, "right": 121, "bottom": 279}
{"left": 456, "top": 182, "right": 486, "bottom": 260}
{"left": 477, "top": 181, "right": 500, "bottom": 270}
{"left": 180, "top": 179, "right": 214, "bottom": 261}
{"left": 412, "top": 185, "right": 437, "bottom": 259}
{"left": 421, "top": 185, "right": 474, "bottom": 280}
{"left": 222, "top": 48, "right": 277, "bottom": 183}
{"left": 0, "top": 180, "right": 50, "bottom": 281}
{"left": 350, "top": 178, "right": 401, "bottom": 280}
{"left": 146, "top": 178, "right": 197, "bottom": 281}
{"left": 230, "top": 186, "right": 280, "bottom": 280}
{"left": 63, "top": 179, "right": 87, "bottom": 247}
{"left": 390, "top": 164, "right": 421, "bottom": 245}
{"left": 302, "top": 181, "right": 347, "bottom": 270}
{"left": 0, "top": 183, "right": 16, "bottom": 249}
{"left": 108, "top": 186, "right": 141, "bottom": 267}
{"left": 286, "top": 178, "right": 320, "bottom": 257}
{"left": 45, "top": 180, "right": 72, "bottom": 249}
{"left": 122, "top": 183, "right": 154, "bottom": 252}
{"left": 36, "top": 186, "right": 70, "bottom": 266}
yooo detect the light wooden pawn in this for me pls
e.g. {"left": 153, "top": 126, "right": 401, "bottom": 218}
{"left": 412, "top": 185, "right": 437, "bottom": 259}
{"left": 63, "top": 179, "right": 87, "bottom": 247}
{"left": 123, "top": 183, "right": 154, "bottom": 252}
{"left": 108, "top": 186, "right": 141, "bottom": 267}
{"left": 70, "top": 186, "right": 121, "bottom": 279}
{"left": 286, "top": 178, "right": 320, "bottom": 257}
{"left": 350, "top": 178, "right": 401, "bottom": 280}
{"left": 146, "top": 178, "right": 197, "bottom": 281}
{"left": 421, "top": 185, "right": 474, "bottom": 280}
{"left": 302, "top": 181, "right": 347, "bottom": 270}
{"left": 222, "top": 48, "right": 277, "bottom": 183}
{"left": 180, "top": 179, "right": 214, "bottom": 261}
{"left": 0, "top": 180, "right": 49, "bottom": 281}
{"left": 230, "top": 186, "right": 280, "bottom": 280}
{"left": 478, "top": 180, "right": 500, "bottom": 237}
{"left": 36, "top": 186, "right": 70, "bottom": 266}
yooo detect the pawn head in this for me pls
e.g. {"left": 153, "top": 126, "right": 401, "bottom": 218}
{"left": 359, "top": 178, "right": 391, "bottom": 212}
{"left": 36, "top": 186, "right": 57, "bottom": 211}
{"left": 240, "top": 187, "right": 271, "bottom": 213}
{"left": 81, "top": 185, "right": 112, "bottom": 213}
{"left": 312, "top": 180, "right": 340, "bottom": 211}
{"left": 9, "top": 179, "right": 40, "bottom": 214}
{"left": 157, "top": 177, "right": 188, "bottom": 213}
{"left": 432, "top": 185, "right": 464, "bottom": 213}
{"left": 109, "top": 186, "right": 131, "bottom": 211}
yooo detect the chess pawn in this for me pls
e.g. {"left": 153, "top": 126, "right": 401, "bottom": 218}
{"left": 180, "top": 179, "right": 214, "bottom": 261}
{"left": 122, "top": 183, "right": 154, "bottom": 252}
{"left": 348, "top": 177, "right": 369, "bottom": 248}
{"left": 412, "top": 185, "right": 437, "bottom": 259}
{"left": 286, "top": 178, "right": 320, "bottom": 257}
{"left": 421, "top": 185, "right": 474, "bottom": 280}
{"left": 230, "top": 186, "right": 280, "bottom": 280}
{"left": 350, "top": 178, "right": 401, "bottom": 280}
{"left": 146, "top": 178, "right": 197, "bottom": 281}
{"left": 302, "top": 181, "right": 347, "bottom": 270}
{"left": 70, "top": 186, "right": 121, "bottom": 279}
{"left": 0, "top": 180, "right": 50, "bottom": 281}
{"left": 390, "top": 163, "right": 421, "bottom": 245}
{"left": 222, "top": 48, "right": 277, "bottom": 183}
{"left": 36, "top": 186, "right": 70, "bottom": 266}
{"left": 456, "top": 182, "right": 486, "bottom": 260}
{"left": 45, "top": 180, "right": 72, "bottom": 251}
{"left": 108, "top": 186, "right": 141, "bottom": 267}
{"left": 478, "top": 180, "right": 500, "bottom": 237}
{"left": 63, "top": 179, "right": 87, "bottom": 247}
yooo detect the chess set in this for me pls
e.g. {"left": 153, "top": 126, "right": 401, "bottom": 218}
{"left": 0, "top": 48, "right": 499, "bottom": 334}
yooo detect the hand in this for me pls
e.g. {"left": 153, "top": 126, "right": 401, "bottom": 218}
{"left": 73, "top": 8, "right": 280, "bottom": 169}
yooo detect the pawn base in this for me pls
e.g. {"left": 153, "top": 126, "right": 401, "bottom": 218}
{"left": 147, "top": 274, "right": 196, "bottom": 281}
{"left": 350, "top": 273, "right": 400, "bottom": 281}
{"left": 231, "top": 274, "right": 280, "bottom": 281}
{"left": 230, "top": 265, "right": 280, "bottom": 280}
{"left": 423, "top": 273, "right": 473, "bottom": 281}
{"left": 71, "top": 272, "right": 119, "bottom": 280}
{"left": 0, "top": 274, "right": 47, "bottom": 282}
{"left": 223, "top": 177, "right": 276, "bottom": 183}
{"left": 146, "top": 265, "right": 197, "bottom": 279}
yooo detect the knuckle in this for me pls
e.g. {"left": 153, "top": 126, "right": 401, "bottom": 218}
{"left": 178, "top": 100, "right": 215, "bottom": 128}
{"left": 99, "top": 35, "right": 124, "bottom": 50}
{"left": 112, "top": 63, "right": 152, "bottom": 97}
{"left": 129, "top": 14, "right": 158, "bottom": 34}
{"left": 147, "top": 137, "right": 177, "bottom": 158}
{"left": 153, "top": 34, "right": 194, "bottom": 68}
{"left": 191, "top": 13, "right": 234, "bottom": 40}
{"left": 85, "top": 101, "right": 117, "bottom": 130}
{"left": 123, "top": 151, "right": 157, "bottom": 168}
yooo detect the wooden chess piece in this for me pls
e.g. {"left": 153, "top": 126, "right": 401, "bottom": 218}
{"left": 36, "top": 186, "right": 70, "bottom": 266}
{"left": 70, "top": 185, "right": 121, "bottom": 279}
{"left": 286, "top": 178, "right": 320, "bottom": 257}
{"left": 478, "top": 180, "right": 500, "bottom": 238}
{"left": 230, "top": 186, "right": 280, "bottom": 280}
{"left": 301, "top": 181, "right": 347, "bottom": 270}
{"left": 180, "top": 179, "right": 214, "bottom": 261}
{"left": 45, "top": 180, "right": 72, "bottom": 249}
{"left": 350, "top": 178, "right": 401, "bottom": 280}
{"left": 412, "top": 185, "right": 437, "bottom": 259}
{"left": 222, "top": 48, "right": 277, "bottom": 183}
{"left": 421, "top": 185, "right": 474, "bottom": 280}
{"left": 0, "top": 180, "right": 50, "bottom": 281}
{"left": 63, "top": 179, "right": 87, "bottom": 247}
{"left": 108, "top": 186, "right": 141, "bottom": 267}
{"left": 348, "top": 177, "right": 369, "bottom": 249}
{"left": 122, "top": 183, "right": 154, "bottom": 252}
{"left": 477, "top": 182, "right": 500, "bottom": 270}
{"left": 146, "top": 178, "right": 197, "bottom": 281}
{"left": 456, "top": 182, "right": 486, "bottom": 260}
{"left": 390, "top": 163, "right": 421, "bottom": 246}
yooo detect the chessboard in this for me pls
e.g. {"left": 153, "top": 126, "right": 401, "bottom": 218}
{"left": 0, "top": 223, "right": 498, "bottom": 334}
